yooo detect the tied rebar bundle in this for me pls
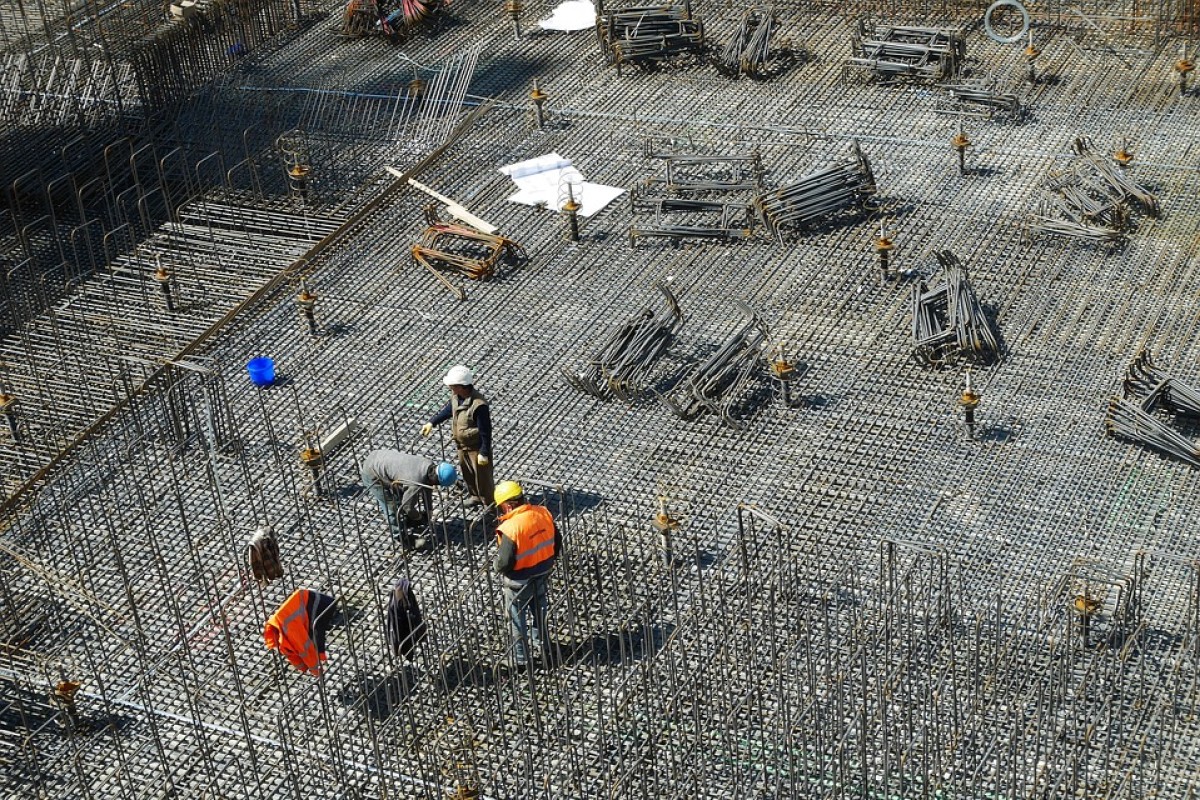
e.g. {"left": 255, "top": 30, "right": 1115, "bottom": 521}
{"left": 411, "top": 223, "right": 527, "bottom": 299}
{"left": 715, "top": 7, "right": 776, "bottom": 78}
{"left": 847, "top": 22, "right": 965, "bottom": 82}
{"left": 910, "top": 251, "right": 1000, "bottom": 368}
{"left": 639, "top": 151, "right": 765, "bottom": 195}
{"left": 940, "top": 78, "right": 1021, "bottom": 117}
{"left": 1106, "top": 350, "right": 1200, "bottom": 467}
{"left": 659, "top": 301, "right": 768, "bottom": 428}
{"left": 752, "top": 141, "right": 875, "bottom": 240}
{"left": 628, "top": 197, "right": 754, "bottom": 244}
{"left": 1027, "top": 136, "right": 1158, "bottom": 245}
{"left": 562, "top": 281, "right": 684, "bottom": 401}
{"left": 595, "top": 1, "right": 706, "bottom": 76}
{"left": 628, "top": 151, "right": 762, "bottom": 243}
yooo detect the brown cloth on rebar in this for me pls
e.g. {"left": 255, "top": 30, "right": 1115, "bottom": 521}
{"left": 385, "top": 578, "right": 426, "bottom": 659}
{"left": 247, "top": 527, "right": 283, "bottom": 583}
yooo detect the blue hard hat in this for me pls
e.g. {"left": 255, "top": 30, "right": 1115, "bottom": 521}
{"left": 436, "top": 462, "right": 457, "bottom": 487}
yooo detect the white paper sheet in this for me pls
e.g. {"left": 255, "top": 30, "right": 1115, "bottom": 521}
{"left": 538, "top": 0, "right": 595, "bottom": 31}
{"left": 499, "top": 153, "right": 625, "bottom": 217}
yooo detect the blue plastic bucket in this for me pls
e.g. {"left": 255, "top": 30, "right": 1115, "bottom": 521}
{"left": 246, "top": 357, "right": 276, "bottom": 387}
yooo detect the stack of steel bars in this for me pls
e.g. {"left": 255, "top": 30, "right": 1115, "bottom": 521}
{"left": 752, "top": 141, "right": 875, "bottom": 241}
{"left": 940, "top": 79, "right": 1021, "bottom": 118}
{"left": 628, "top": 152, "right": 762, "bottom": 244}
{"left": 659, "top": 300, "right": 768, "bottom": 428}
{"left": 596, "top": 1, "right": 706, "bottom": 76}
{"left": 562, "top": 280, "right": 684, "bottom": 401}
{"left": 847, "top": 22, "right": 964, "bottom": 81}
{"left": 1027, "top": 136, "right": 1158, "bottom": 245}
{"left": 714, "top": 7, "right": 775, "bottom": 78}
{"left": 910, "top": 250, "right": 1000, "bottom": 368}
{"left": 411, "top": 223, "right": 526, "bottom": 300}
{"left": 1106, "top": 350, "right": 1200, "bottom": 467}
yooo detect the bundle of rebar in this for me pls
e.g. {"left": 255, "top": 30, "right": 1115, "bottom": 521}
{"left": 910, "top": 250, "right": 1000, "bottom": 367}
{"left": 1106, "top": 350, "right": 1200, "bottom": 467}
{"left": 411, "top": 223, "right": 526, "bottom": 298}
{"left": 659, "top": 300, "right": 768, "bottom": 428}
{"left": 1027, "top": 136, "right": 1158, "bottom": 245}
{"left": 562, "top": 281, "right": 684, "bottom": 401}
{"left": 629, "top": 152, "right": 762, "bottom": 243}
{"left": 714, "top": 7, "right": 775, "bottom": 78}
{"left": 752, "top": 141, "right": 875, "bottom": 240}
{"left": 848, "top": 22, "right": 964, "bottom": 81}
{"left": 596, "top": 1, "right": 706, "bottom": 76}
{"left": 940, "top": 78, "right": 1021, "bottom": 117}
{"left": 1123, "top": 349, "right": 1200, "bottom": 415}
{"left": 639, "top": 152, "right": 764, "bottom": 195}
{"left": 628, "top": 196, "right": 754, "bottom": 243}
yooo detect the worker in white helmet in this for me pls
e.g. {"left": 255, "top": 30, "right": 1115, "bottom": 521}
{"left": 420, "top": 364, "right": 494, "bottom": 507}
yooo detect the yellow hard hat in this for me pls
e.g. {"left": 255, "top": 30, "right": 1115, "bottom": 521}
{"left": 494, "top": 480, "right": 524, "bottom": 506}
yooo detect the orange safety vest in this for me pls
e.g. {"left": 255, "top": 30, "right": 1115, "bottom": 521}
{"left": 263, "top": 589, "right": 332, "bottom": 675}
{"left": 496, "top": 503, "right": 557, "bottom": 579}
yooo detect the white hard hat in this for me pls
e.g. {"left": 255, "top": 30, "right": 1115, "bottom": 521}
{"left": 443, "top": 364, "right": 474, "bottom": 386}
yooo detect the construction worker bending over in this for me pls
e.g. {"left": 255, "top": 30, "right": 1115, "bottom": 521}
{"left": 361, "top": 449, "right": 457, "bottom": 552}
{"left": 421, "top": 365, "right": 494, "bottom": 507}
{"left": 493, "top": 480, "right": 560, "bottom": 670}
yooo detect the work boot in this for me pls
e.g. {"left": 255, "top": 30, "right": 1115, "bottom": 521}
{"left": 462, "top": 495, "right": 483, "bottom": 509}
{"left": 400, "top": 534, "right": 429, "bottom": 552}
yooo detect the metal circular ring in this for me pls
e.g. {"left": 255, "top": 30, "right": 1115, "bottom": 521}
{"left": 983, "top": 0, "right": 1030, "bottom": 44}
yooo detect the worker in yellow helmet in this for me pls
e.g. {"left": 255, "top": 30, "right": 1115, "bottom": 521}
{"left": 492, "top": 480, "right": 560, "bottom": 671}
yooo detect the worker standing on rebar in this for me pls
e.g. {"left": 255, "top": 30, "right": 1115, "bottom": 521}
{"left": 492, "top": 480, "right": 559, "bottom": 671}
{"left": 420, "top": 365, "right": 494, "bottom": 508}
{"left": 361, "top": 449, "right": 457, "bottom": 551}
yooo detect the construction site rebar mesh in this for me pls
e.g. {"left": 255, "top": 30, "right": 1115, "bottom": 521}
{"left": 2, "top": 0, "right": 1200, "bottom": 796}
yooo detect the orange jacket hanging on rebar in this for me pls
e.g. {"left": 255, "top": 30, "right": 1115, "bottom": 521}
{"left": 495, "top": 503, "right": 557, "bottom": 581}
{"left": 263, "top": 589, "right": 337, "bottom": 675}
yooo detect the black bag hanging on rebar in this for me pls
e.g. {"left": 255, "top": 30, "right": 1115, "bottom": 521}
{"left": 385, "top": 578, "right": 427, "bottom": 659}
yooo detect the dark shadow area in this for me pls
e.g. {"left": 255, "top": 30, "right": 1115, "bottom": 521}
{"left": 322, "top": 321, "right": 354, "bottom": 337}
{"left": 328, "top": 601, "right": 359, "bottom": 627}
{"left": 430, "top": 514, "right": 481, "bottom": 549}
{"left": 975, "top": 417, "right": 1020, "bottom": 443}
{"left": 433, "top": 655, "right": 499, "bottom": 693}
{"left": 555, "top": 621, "right": 676, "bottom": 668}
{"left": 339, "top": 668, "right": 419, "bottom": 721}
{"left": 469, "top": 54, "right": 557, "bottom": 98}
{"left": 795, "top": 392, "right": 840, "bottom": 412}
{"left": 250, "top": 373, "right": 295, "bottom": 391}
{"left": 524, "top": 486, "right": 605, "bottom": 518}
{"left": 0, "top": 684, "right": 60, "bottom": 733}
{"left": 966, "top": 165, "right": 1002, "bottom": 179}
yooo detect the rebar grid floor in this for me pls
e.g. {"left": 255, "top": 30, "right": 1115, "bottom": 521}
{"left": 3, "top": 2, "right": 1200, "bottom": 798}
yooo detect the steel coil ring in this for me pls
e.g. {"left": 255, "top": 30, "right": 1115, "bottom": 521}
{"left": 983, "top": 0, "right": 1030, "bottom": 44}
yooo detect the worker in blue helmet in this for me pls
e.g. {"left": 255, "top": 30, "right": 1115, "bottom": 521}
{"left": 361, "top": 449, "right": 457, "bottom": 552}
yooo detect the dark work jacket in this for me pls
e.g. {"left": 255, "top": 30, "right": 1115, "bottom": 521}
{"left": 247, "top": 527, "right": 283, "bottom": 583}
{"left": 385, "top": 579, "right": 426, "bottom": 658}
